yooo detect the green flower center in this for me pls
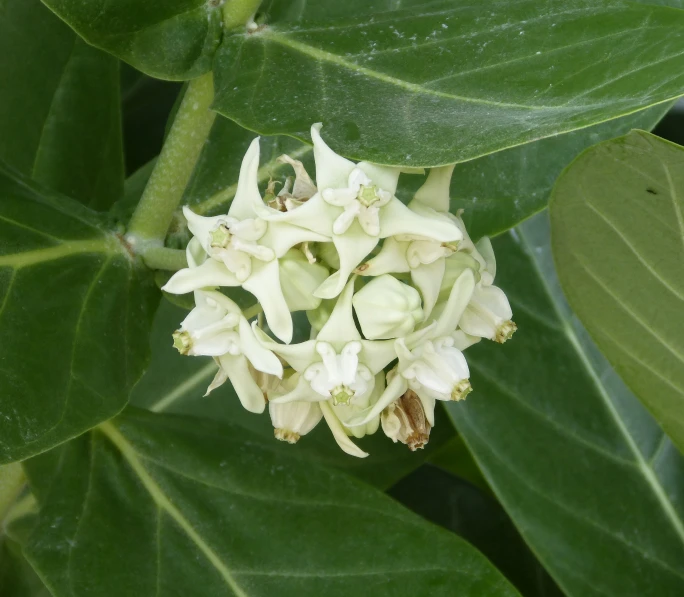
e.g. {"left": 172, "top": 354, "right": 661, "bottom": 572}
{"left": 451, "top": 380, "right": 472, "bottom": 402}
{"left": 209, "top": 224, "right": 232, "bottom": 248}
{"left": 331, "top": 385, "right": 355, "bottom": 405}
{"left": 357, "top": 184, "right": 382, "bottom": 207}
{"left": 172, "top": 330, "right": 193, "bottom": 355}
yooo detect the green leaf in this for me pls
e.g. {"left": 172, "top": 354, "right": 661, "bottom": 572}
{"left": 390, "top": 465, "right": 563, "bottom": 597}
{"left": 447, "top": 213, "right": 684, "bottom": 597}
{"left": 0, "top": 539, "right": 49, "bottom": 597}
{"left": 0, "top": 163, "right": 159, "bottom": 464}
{"left": 397, "top": 104, "right": 671, "bottom": 240}
{"left": 213, "top": 0, "right": 684, "bottom": 167}
{"left": 42, "top": 0, "right": 224, "bottom": 80}
{"left": 24, "top": 409, "right": 521, "bottom": 597}
{"left": 550, "top": 130, "right": 684, "bottom": 456}
{"left": 0, "top": 0, "right": 124, "bottom": 210}
{"left": 130, "top": 299, "right": 455, "bottom": 489}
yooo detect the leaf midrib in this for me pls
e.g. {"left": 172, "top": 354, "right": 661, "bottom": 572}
{"left": 98, "top": 422, "right": 250, "bottom": 597}
{"left": 517, "top": 225, "right": 684, "bottom": 548}
{"left": 0, "top": 238, "right": 117, "bottom": 269}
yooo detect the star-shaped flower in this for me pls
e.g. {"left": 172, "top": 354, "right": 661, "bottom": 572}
{"left": 249, "top": 124, "right": 463, "bottom": 299}
{"left": 162, "top": 137, "right": 329, "bottom": 343}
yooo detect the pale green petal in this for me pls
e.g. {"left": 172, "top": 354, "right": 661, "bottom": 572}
{"left": 311, "top": 123, "right": 355, "bottom": 190}
{"left": 359, "top": 237, "right": 410, "bottom": 276}
{"left": 475, "top": 236, "right": 497, "bottom": 279}
{"left": 413, "top": 165, "right": 455, "bottom": 213}
{"left": 359, "top": 339, "right": 397, "bottom": 374}
{"left": 320, "top": 401, "right": 368, "bottom": 458}
{"left": 216, "top": 354, "right": 266, "bottom": 414}
{"left": 261, "top": 220, "right": 330, "bottom": 258}
{"left": 269, "top": 375, "right": 324, "bottom": 404}
{"left": 404, "top": 321, "right": 437, "bottom": 350}
{"left": 242, "top": 260, "right": 292, "bottom": 344}
{"left": 357, "top": 162, "right": 401, "bottom": 195}
{"left": 379, "top": 199, "right": 461, "bottom": 242}
{"left": 186, "top": 236, "right": 205, "bottom": 268}
{"left": 238, "top": 317, "right": 283, "bottom": 377}
{"left": 228, "top": 137, "right": 263, "bottom": 221}
{"left": 162, "top": 260, "right": 240, "bottom": 294}
{"left": 344, "top": 372, "right": 407, "bottom": 428}
{"left": 253, "top": 324, "right": 318, "bottom": 373}
{"left": 432, "top": 269, "right": 476, "bottom": 338}
{"left": 314, "top": 229, "right": 377, "bottom": 299}
{"left": 183, "top": 206, "right": 223, "bottom": 253}
{"left": 411, "top": 259, "right": 445, "bottom": 320}
{"left": 317, "top": 277, "right": 361, "bottom": 343}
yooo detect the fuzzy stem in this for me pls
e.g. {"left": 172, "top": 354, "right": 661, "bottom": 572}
{"left": 0, "top": 463, "right": 25, "bottom": 524}
{"left": 126, "top": 72, "right": 216, "bottom": 246}
{"left": 222, "top": 0, "right": 263, "bottom": 29}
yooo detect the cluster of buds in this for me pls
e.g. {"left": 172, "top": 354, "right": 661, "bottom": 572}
{"left": 163, "top": 124, "right": 516, "bottom": 458}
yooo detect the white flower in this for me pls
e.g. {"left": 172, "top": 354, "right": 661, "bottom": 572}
{"left": 278, "top": 249, "right": 330, "bottom": 312}
{"left": 173, "top": 289, "right": 282, "bottom": 414}
{"left": 358, "top": 166, "right": 464, "bottom": 318}
{"left": 458, "top": 236, "right": 516, "bottom": 343}
{"left": 256, "top": 277, "right": 397, "bottom": 457}
{"left": 352, "top": 275, "right": 423, "bottom": 339}
{"left": 250, "top": 124, "right": 462, "bottom": 299}
{"left": 268, "top": 374, "right": 323, "bottom": 444}
{"left": 162, "top": 138, "right": 329, "bottom": 343}
{"left": 345, "top": 268, "right": 476, "bottom": 429}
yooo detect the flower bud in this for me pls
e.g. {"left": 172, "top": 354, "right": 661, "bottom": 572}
{"left": 269, "top": 399, "right": 323, "bottom": 444}
{"left": 352, "top": 275, "right": 423, "bottom": 340}
{"left": 381, "top": 390, "right": 432, "bottom": 450}
{"left": 437, "top": 252, "right": 481, "bottom": 305}
{"left": 278, "top": 249, "right": 329, "bottom": 312}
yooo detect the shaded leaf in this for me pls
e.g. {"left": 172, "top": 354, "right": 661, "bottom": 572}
{"left": 551, "top": 130, "right": 684, "bottom": 455}
{"left": 390, "top": 465, "right": 563, "bottom": 597}
{"left": 214, "top": 0, "right": 684, "bottom": 166}
{"left": 447, "top": 213, "right": 684, "bottom": 597}
{"left": 0, "top": 163, "right": 158, "bottom": 463}
{"left": 130, "top": 299, "right": 455, "bottom": 489}
{"left": 0, "top": 0, "right": 123, "bottom": 210}
{"left": 0, "top": 539, "right": 49, "bottom": 597}
{"left": 24, "top": 409, "right": 521, "bottom": 597}
{"left": 42, "top": 0, "right": 224, "bottom": 80}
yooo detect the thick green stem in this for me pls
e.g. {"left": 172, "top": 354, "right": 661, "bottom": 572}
{"left": 126, "top": 72, "right": 216, "bottom": 245}
{"left": 222, "top": 0, "right": 263, "bottom": 29}
{"left": 0, "top": 463, "right": 25, "bottom": 524}
{"left": 143, "top": 247, "right": 188, "bottom": 271}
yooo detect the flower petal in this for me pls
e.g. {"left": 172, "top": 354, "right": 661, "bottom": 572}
{"left": 238, "top": 317, "right": 283, "bottom": 377}
{"left": 162, "top": 260, "right": 240, "bottom": 294}
{"left": 269, "top": 374, "right": 324, "bottom": 404}
{"left": 311, "top": 123, "right": 355, "bottom": 190}
{"left": 358, "top": 237, "right": 410, "bottom": 276}
{"left": 357, "top": 162, "right": 401, "bottom": 196}
{"left": 432, "top": 268, "right": 476, "bottom": 338}
{"left": 411, "top": 259, "right": 445, "bottom": 320}
{"left": 317, "top": 277, "right": 361, "bottom": 343}
{"left": 413, "top": 165, "right": 455, "bottom": 213}
{"left": 379, "top": 198, "right": 461, "bottom": 242}
{"left": 183, "top": 206, "right": 224, "bottom": 254}
{"left": 228, "top": 137, "right": 263, "bottom": 221}
{"left": 242, "top": 260, "right": 293, "bottom": 344}
{"left": 344, "top": 371, "right": 407, "bottom": 428}
{"left": 314, "top": 229, "right": 377, "bottom": 299}
{"left": 261, "top": 221, "right": 330, "bottom": 258}
{"left": 320, "top": 401, "right": 368, "bottom": 458}
{"left": 475, "top": 236, "right": 497, "bottom": 280}
{"left": 359, "top": 339, "right": 397, "bottom": 374}
{"left": 216, "top": 354, "right": 266, "bottom": 413}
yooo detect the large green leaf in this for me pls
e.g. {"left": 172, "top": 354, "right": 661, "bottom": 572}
{"left": 131, "top": 299, "right": 454, "bottom": 489}
{"left": 24, "top": 409, "right": 521, "bottom": 597}
{"left": 0, "top": 163, "right": 158, "bottom": 464}
{"left": 390, "top": 465, "right": 563, "bottom": 597}
{"left": 550, "top": 130, "right": 684, "bottom": 455}
{"left": 447, "top": 213, "right": 684, "bottom": 597}
{"left": 0, "top": 539, "right": 49, "bottom": 597}
{"left": 213, "top": 0, "right": 684, "bottom": 167}
{"left": 0, "top": 0, "right": 124, "bottom": 210}
{"left": 41, "top": 0, "right": 224, "bottom": 80}
{"left": 399, "top": 104, "right": 671, "bottom": 240}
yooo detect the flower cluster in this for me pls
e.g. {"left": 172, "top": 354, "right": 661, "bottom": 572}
{"left": 164, "top": 124, "right": 516, "bottom": 457}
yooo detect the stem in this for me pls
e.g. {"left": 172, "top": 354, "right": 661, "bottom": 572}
{"left": 0, "top": 463, "right": 25, "bottom": 524}
{"left": 126, "top": 72, "right": 216, "bottom": 245}
{"left": 143, "top": 247, "right": 188, "bottom": 271}
{"left": 222, "top": 0, "right": 263, "bottom": 29}
{"left": 243, "top": 303, "right": 263, "bottom": 320}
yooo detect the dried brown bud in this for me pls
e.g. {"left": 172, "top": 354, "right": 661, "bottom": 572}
{"left": 381, "top": 390, "right": 432, "bottom": 451}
